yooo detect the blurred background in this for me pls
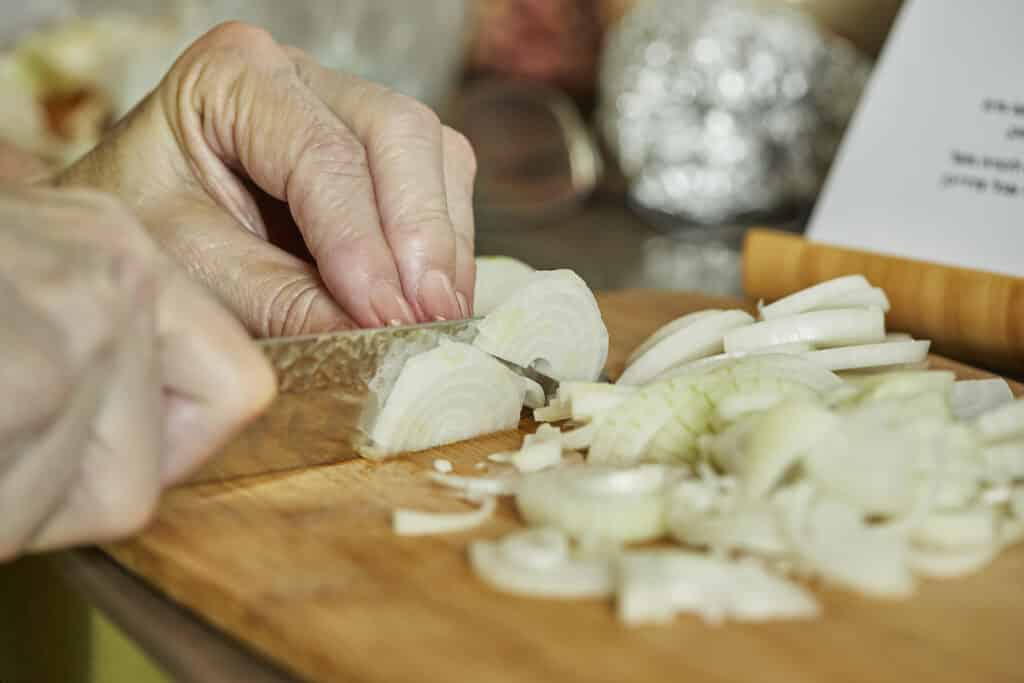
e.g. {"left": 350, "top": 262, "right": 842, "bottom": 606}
{"left": 0, "top": 0, "right": 904, "bottom": 300}
{"left": 0, "top": 2, "right": 903, "bottom": 680}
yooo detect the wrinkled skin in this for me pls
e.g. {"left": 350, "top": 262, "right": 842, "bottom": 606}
{"left": 58, "top": 21, "right": 478, "bottom": 337}
{"left": 0, "top": 185, "right": 275, "bottom": 561}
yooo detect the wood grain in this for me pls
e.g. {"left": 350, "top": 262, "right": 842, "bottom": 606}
{"left": 104, "top": 290, "right": 1024, "bottom": 683}
{"left": 742, "top": 228, "right": 1024, "bottom": 377}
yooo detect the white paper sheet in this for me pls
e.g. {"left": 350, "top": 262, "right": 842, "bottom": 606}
{"left": 806, "top": 0, "right": 1024, "bottom": 277}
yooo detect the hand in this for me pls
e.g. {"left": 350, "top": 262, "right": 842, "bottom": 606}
{"left": 0, "top": 185, "right": 275, "bottom": 560}
{"left": 57, "top": 22, "right": 478, "bottom": 337}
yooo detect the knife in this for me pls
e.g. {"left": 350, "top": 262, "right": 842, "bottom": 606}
{"left": 185, "top": 319, "right": 559, "bottom": 485}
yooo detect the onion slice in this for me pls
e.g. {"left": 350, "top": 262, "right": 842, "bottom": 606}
{"left": 473, "top": 269, "right": 608, "bottom": 381}
{"left": 724, "top": 308, "right": 885, "bottom": 353}
{"left": 516, "top": 464, "right": 680, "bottom": 543}
{"left": 802, "top": 340, "right": 930, "bottom": 372}
{"left": 393, "top": 497, "right": 497, "bottom": 536}
{"left": 617, "top": 310, "right": 754, "bottom": 386}
{"left": 469, "top": 528, "right": 613, "bottom": 598}
{"left": 627, "top": 310, "right": 723, "bottom": 365}
{"left": 758, "top": 275, "right": 871, "bottom": 319}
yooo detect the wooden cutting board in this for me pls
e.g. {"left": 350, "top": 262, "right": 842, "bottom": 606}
{"left": 104, "top": 290, "right": 1024, "bottom": 683}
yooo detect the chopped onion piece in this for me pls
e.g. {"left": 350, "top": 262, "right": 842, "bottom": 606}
{"left": 516, "top": 464, "right": 680, "bottom": 542}
{"left": 974, "top": 398, "right": 1024, "bottom": 443}
{"left": 616, "top": 550, "right": 819, "bottom": 626}
{"left": 366, "top": 341, "right": 525, "bottom": 456}
{"left": 843, "top": 370, "right": 955, "bottom": 404}
{"left": 802, "top": 340, "right": 930, "bottom": 372}
{"left": 980, "top": 442, "right": 1024, "bottom": 482}
{"left": 432, "top": 459, "right": 453, "bottom": 474}
{"left": 512, "top": 440, "right": 562, "bottom": 473}
{"left": 907, "top": 543, "right": 998, "bottom": 579}
{"left": 715, "top": 390, "right": 785, "bottom": 424}
{"left": 617, "top": 310, "right": 754, "bottom": 386}
{"left": 757, "top": 275, "right": 871, "bottom": 320}
{"left": 652, "top": 344, "right": 812, "bottom": 382}
{"left": 520, "top": 376, "right": 546, "bottom": 409}
{"left": 787, "top": 497, "right": 914, "bottom": 598}
{"left": 393, "top": 497, "right": 496, "bottom": 536}
{"left": 562, "top": 423, "right": 596, "bottom": 450}
{"left": 669, "top": 481, "right": 790, "bottom": 557}
{"left": 951, "top": 379, "right": 1014, "bottom": 420}
{"left": 534, "top": 396, "right": 571, "bottom": 422}
{"left": 725, "top": 308, "right": 885, "bottom": 353}
{"left": 567, "top": 384, "right": 635, "bottom": 421}
{"left": 627, "top": 310, "right": 723, "bottom": 365}
{"left": 470, "top": 528, "right": 613, "bottom": 598}
{"left": 473, "top": 255, "right": 535, "bottom": 315}
{"left": 428, "top": 471, "right": 516, "bottom": 496}
{"left": 909, "top": 507, "right": 996, "bottom": 550}
{"left": 473, "top": 269, "right": 608, "bottom": 381}
{"left": 885, "top": 332, "right": 913, "bottom": 341}
{"left": 714, "top": 401, "right": 839, "bottom": 498}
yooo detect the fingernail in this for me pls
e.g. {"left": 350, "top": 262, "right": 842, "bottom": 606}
{"left": 370, "top": 281, "right": 416, "bottom": 328}
{"left": 456, "top": 291, "right": 471, "bottom": 319}
{"left": 417, "top": 270, "right": 461, "bottom": 322}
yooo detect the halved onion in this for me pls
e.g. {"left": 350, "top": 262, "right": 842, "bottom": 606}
{"left": 469, "top": 528, "right": 613, "bottom": 598}
{"left": 724, "top": 308, "right": 885, "bottom": 353}
{"left": 473, "top": 255, "right": 535, "bottom": 315}
{"left": 617, "top": 310, "right": 754, "bottom": 386}
{"left": 515, "top": 464, "right": 680, "bottom": 542}
{"left": 473, "top": 269, "right": 608, "bottom": 381}
{"left": 757, "top": 275, "right": 870, "bottom": 319}
{"left": 365, "top": 341, "right": 526, "bottom": 456}
{"left": 802, "top": 340, "right": 930, "bottom": 372}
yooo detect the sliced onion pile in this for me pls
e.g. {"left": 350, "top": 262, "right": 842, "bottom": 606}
{"left": 381, "top": 273, "right": 1024, "bottom": 627}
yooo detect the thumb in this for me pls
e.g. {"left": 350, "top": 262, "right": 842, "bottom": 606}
{"left": 149, "top": 201, "right": 355, "bottom": 337}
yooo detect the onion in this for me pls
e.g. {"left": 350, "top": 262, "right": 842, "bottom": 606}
{"left": 824, "top": 286, "right": 892, "bottom": 312}
{"left": 802, "top": 340, "right": 930, "bottom": 372}
{"left": 979, "top": 442, "right": 1024, "bottom": 482}
{"left": 1012, "top": 490, "right": 1024, "bottom": 519}
{"left": 510, "top": 426, "right": 563, "bottom": 472}
{"left": 428, "top": 471, "right": 517, "bottom": 497}
{"left": 951, "top": 379, "right": 1014, "bottom": 420}
{"left": 432, "top": 459, "right": 453, "bottom": 474}
{"left": 562, "top": 423, "right": 596, "bottom": 450}
{"left": 393, "top": 497, "right": 497, "bottom": 536}
{"left": 473, "top": 269, "right": 608, "bottom": 381}
{"left": 652, "top": 343, "right": 813, "bottom": 382}
{"left": 534, "top": 398, "right": 571, "bottom": 422}
{"left": 472, "top": 255, "right": 535, "bottom": 315}
{"left": 757, "top": 275, "right": 870, "bottom": 320}
{"left": 626, "top": 310, "right": 723, "bottom": 365}
{"left": 909, "top": 507, "right": 997, "bottom": 550}
{"left": 562, "top": 383, "right": 635, "bottom": 421}
{"left": 786, "top": 496, "right": 915, "bottom": 598}
{"left": 669, "top": 480, "right": 790, "bottom": 557}
{"left": 365, "top": 341, "right": 526, "bottom": 457}
{"left": 469, "top": 528, "right": 613, "bottom": 598}
{"left": 616, "top": 550, "right": 819, "bottom": 625}
{"left": 714, "top": 390, "right": 786, "bottom": 424}
{"left": 515, "top": 464, "right": 680, "bottom": 543}
{"left": 617, "top": 310, "right": 754, "bottom": 386}
{"left": 711, "top": 400, "right": 839, "bottom": 498}
{"left": 842, "top": 370, "right": 955, "bottom": 404}
{"left": 973, "top": 398, "right": 1024, "bottom": 443}
{"left": 724, "top": 309, "right": 885, "bottom": 353}
{"left": 520, "top": 377, "right": 546, "bottom": 409}
{"left": 907, "top": 544, "right": 998, "bottom": 578}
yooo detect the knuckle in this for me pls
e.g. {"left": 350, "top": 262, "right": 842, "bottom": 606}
{"left": 443, "top": 127, "right": 478, "bottom": 178}
{"left": 374, "top": 96, "right": 441, "bottom": 141}
{"left": 201, "top": 21, "right": 278, "bottom": 52}
{"left": 262, "top": 276, "right": 327, "bottom": 338}
{"left": 388, "top": 196, "right": 453, "bottom": 240}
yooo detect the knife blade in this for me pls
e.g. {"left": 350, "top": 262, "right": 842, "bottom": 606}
{"left": 185, "top": 319, "right": 558, "bottom": 485}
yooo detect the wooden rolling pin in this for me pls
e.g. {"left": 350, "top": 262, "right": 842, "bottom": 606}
{"left": 742, "top": 228, "right": 1024, "bottom": 377}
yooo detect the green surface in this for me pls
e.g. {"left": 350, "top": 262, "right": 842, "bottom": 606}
{"left": 0, "top": 556, "right": 170, "bottom": 683}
